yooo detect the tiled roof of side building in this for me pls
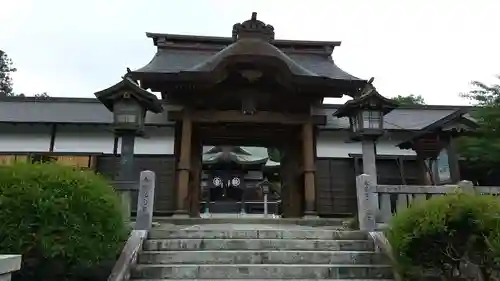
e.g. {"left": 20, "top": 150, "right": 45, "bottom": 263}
{"left": 0, "top": 96, "right": 473, "bottom": 131}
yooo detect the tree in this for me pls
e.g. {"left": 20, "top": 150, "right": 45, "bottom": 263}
{"left": 0, "top": 50, "right": 16, "bottom": 96}
{"left": 0, "top": 50, "right": 50, "bottom": 98}
{"left": 392, "top": 94, "right": 426, "bottom": 105}
{"left": 457, "top": 75, "right": 500, "bottom": 181}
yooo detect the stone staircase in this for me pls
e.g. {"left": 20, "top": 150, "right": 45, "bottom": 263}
{"left": 131, "top": 224, "right": 394, "bottom": 280}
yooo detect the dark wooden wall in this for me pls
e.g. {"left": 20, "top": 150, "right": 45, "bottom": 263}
{"left": 95, "top": 155, "right": 176, "bottom": 215}
{"left": 316, "top": 158, "right": 356, "bottom": 217}
{"left": 95, "top": 153, "right": 420, "bottom": 218}
{"left": 315, "top": 156, "right": 420, "bottom": 217}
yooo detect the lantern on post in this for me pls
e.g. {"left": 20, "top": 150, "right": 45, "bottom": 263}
{"left": 334, "top": 78, "right": 398, "bottom": 141}
{"left": 94, "top": 76, "right": 163, "bottom": 222}
{"left": 95, "top": 77, "right": 163, "bottom": 134}
{"left": 333, "top": 78, "right": 398, "bottom": 217}
{"left": 257, "top": 178, "right": 272, "bottom": 217}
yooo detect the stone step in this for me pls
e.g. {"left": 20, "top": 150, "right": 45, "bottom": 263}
{"left": 132, "top": 264, "right": 394, "bottom": 279}
{"left": 143, "top": 238, "right": 374, "bottom": 251}
{"left": 133, "top": 279, "right": 395, "bottom": 281}
{"left": 138, "top": 250, "right": 390, "bottom": 265}
{"left": 148, "top": 229, "right": 368, "bottom": 240}
{"left": 152, "top": 217, "right": 346, "bottom": 227}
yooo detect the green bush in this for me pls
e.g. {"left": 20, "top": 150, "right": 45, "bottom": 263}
{"left": 386, "top": 191, "right": 500, "bottom": 280}
{"left": 0, "top": 162, "right": 127, "bottom": 281}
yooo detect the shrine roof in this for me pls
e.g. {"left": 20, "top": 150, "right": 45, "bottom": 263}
{"left": 202, "top": 146, "right": 270, "bottom": 165}
{"left": 130, "top": 13, "right": 362, "bottom": 85}
{"left": 132, "top": 47, "right": 361, "bottom": 82}
{"left": 145, "top": 33, "right": 342, "bottom": 49}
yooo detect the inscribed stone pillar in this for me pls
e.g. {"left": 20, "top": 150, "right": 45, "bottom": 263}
{"left": 302, "top": 122, "right": 317, "bottom": 217}
{"left": 135, "top": 170, "right": 156, "bottom": 230}
{"left": 174, "top": 117, "right": 192, "bottom": 217}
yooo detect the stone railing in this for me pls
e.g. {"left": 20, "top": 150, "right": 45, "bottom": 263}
{"left": 108, "top": 170, "right": 156, "bottom": 281}
{"left": 0, "top": 255, "right": 22, "bottom": 281}
{"left": 356, "top": 174, "right": 500, "bottom": 231}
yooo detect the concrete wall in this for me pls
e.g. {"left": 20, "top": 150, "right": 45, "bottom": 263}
{"left": 0, "top": 124, "right": 53, "bottom": 152}
{"left": 0, "top": 124, "right": 175, "bottom": 155}
{"left": 316, "top": 131, "right": 416, "bottom": 158}
{"left": 0, "top": 124, "right": 414, "bottom": 158}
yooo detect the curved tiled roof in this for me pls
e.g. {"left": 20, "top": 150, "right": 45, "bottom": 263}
{"left": 132, "top": 40, "right": 363, "bottom": 82}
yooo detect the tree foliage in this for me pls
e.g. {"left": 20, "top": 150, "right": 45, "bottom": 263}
{"left": 392, "top": 94, "right": 426, "bottom": 105}
{"left": 457, "top": 75, "right": 500, "bottom": 168}
{"left": 0, "top": 50, "right": 49, "bottom": 98}
{"left": 0, "top": 50, "right": 16, "bottom": 96}
{"left": 0, "top": 162, "right": 127, "bottom": 281}
{"left": 387, "top": 192, "right": 500, "bottom": 280}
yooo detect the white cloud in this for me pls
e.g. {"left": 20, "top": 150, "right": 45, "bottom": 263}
{"left": 1, "top": 0, "right": 498, "bottom": 105}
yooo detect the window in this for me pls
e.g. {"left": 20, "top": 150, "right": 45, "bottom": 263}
{"left": 437, "top": 149, "right": 451, "bottom": 183}
{"left": 362, "top": 111, "right": 381, "bottom": 129}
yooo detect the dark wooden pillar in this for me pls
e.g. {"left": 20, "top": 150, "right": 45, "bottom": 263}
{"left": 413, "top": 135, "right": 444, "bottom": 185}
{"left": 447, "top": 137, "right": 461, "bottom": 183}
{"left": 189, "top": 128, "right": 202, "bottom": 217}
{"left": 416, "top": 152, "right": 432, "bottom": 185}
{"left": 174, "top": 115, "right": 192, "bottom": 217}
{"left": 280, "top": 132, "right": 303, "bottom": 218}
{"left": 302, "top": 122, "right": 317, "bottom": 217}
{"left": 172, "top": 122, "right": 182, "bottom": 214}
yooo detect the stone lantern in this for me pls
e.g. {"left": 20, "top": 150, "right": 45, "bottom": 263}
{"left": 333, "top": 78, "right": 398, "bottom": 210}
{"left": 334, "top": 78, "right": 398, "bottom": 142}
{"left": 94, "top": 76, "right": 163, "bottom": 221}
{"left": 258, "top": 178, "right": 272, "bottom": 217}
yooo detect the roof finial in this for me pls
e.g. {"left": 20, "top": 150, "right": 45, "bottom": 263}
{"left": 231, "top": 12, "right": 274, "bottom": 42}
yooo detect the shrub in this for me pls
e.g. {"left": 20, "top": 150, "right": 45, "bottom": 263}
{"left": 0, "top": 162, "right": 127, "bottom": 281}
{"left": 386, "top": 191, "right": 500, "bottom": 280}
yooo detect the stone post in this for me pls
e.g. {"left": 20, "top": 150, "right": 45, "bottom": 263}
{"left": 458, "top": 180, "right": 475, "bottom": 194}
{"left": 135, "top": 170, "right": 156, "bottom": 230}
{"left": 0, "top": 255, "right": 22, "bottom": 281}
{"left": 361, "top": 140, "right": 379, "bottom": 209}
{"left": 116, "top": 133, "right": 137, "bottom": 223}
{"left": 356, "top": 174, "right": 377, "bottom": 231}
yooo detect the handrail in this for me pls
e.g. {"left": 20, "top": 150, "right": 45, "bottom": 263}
{"left": 356, "top": 174, "right": 500, "bottom": 231}
{"left": 107, "top": 230, "right": 148, "bottom": 281}
{"left": 369, "top": 232, "right": 403, "bottom": 281}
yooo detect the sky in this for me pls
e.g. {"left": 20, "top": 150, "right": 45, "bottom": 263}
{"left": 1, "top": 0, "right": 499, "bottom": 105}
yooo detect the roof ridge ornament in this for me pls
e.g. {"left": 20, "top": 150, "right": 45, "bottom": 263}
{"left": 232, "top": 12, "right": 275, "bottom": 42}
{"left": 360, "top": 77, "right": 376, "bottom": 97}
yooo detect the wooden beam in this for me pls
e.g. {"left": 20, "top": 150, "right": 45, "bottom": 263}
{"left": 168, "top": 110, "right": 326, "bottom": 125}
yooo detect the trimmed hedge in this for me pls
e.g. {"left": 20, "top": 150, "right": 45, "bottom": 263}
{"left": 0, "top": 162, "right": 127, "bottom": 280}
{"left": 387, "top": 191, "right": 500, "bottom": 280}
